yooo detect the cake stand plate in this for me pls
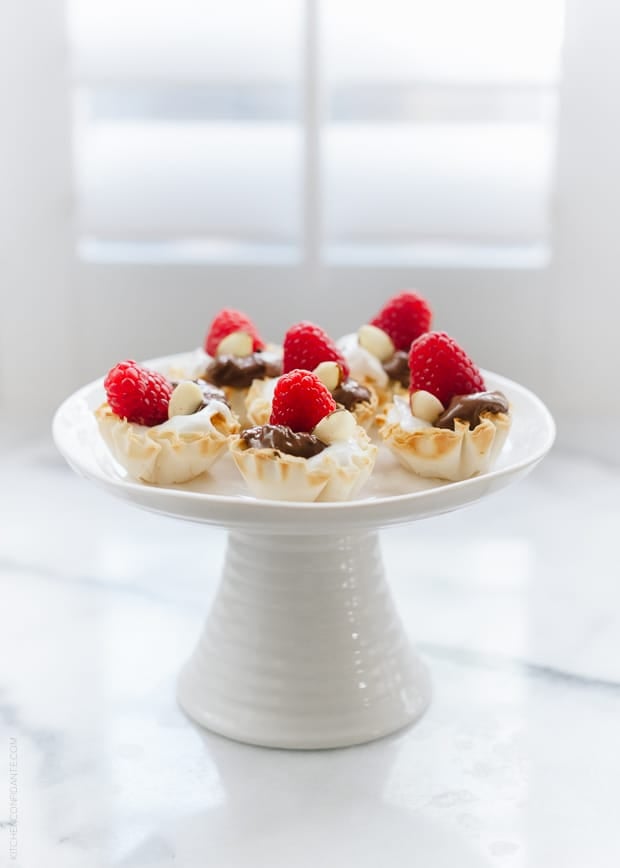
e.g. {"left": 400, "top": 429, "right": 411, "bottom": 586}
{"left": 53, "top": 354, "right": 555, "bottom": 749}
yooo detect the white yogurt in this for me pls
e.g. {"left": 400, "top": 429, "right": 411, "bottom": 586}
{"left": 386, "top": 395, "right": 432, "bottom": 433}
{"left": 337, "top": 333, "right": 389, "bottom": 388}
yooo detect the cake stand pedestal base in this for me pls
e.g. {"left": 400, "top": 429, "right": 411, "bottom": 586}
{"left": 177, "top": 530, "right": 430, "bottom": 749}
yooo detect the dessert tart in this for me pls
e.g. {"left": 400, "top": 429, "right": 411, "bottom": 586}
{"left": 339, "top": 291, "right": 432, "bottom": 406}
{"left": 246, "top": 321, "right": 378, "bottom": 431}
{"left": 377, "top": 332, "right": 511, "bottom": 481}
{"left": 95, "top": 361, "right": 239, "bottom": 484}
{"left": 231, "top": 370, "right": 377, "bottom": 502}
{"left": 199, "top": 308, "right": 281, "bottom": 426}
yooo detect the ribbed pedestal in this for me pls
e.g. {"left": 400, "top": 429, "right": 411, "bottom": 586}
{"left": 177, "top": 531, "right": 430, "bottom": 749}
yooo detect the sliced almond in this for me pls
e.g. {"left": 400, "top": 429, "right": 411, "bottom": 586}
{"left": 312, "top": 409, "right": 357, "bottom": 445}
{"left": 357, "top": 324, "right": 395, "bottom": 362}
{"left": 168, "top": 381, "right": 204, "bottom": 418}
{"left": 313, "top": 360, "right": 343, "bottom": 391}
{"left": 410, "top": 389, "right": 444, "bottom": 424}
{"left": 216, "top": 330, "right": 253, "bottom": 357}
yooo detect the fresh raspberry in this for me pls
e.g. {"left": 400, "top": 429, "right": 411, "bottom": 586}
{"left": 104, "top": 360, "right": 173, "bottom": 427}
{"left": 370, "top": 291, "right": 432, "bottom": 352}
{"left": 205, "top": 308, "right": 265, "bottom": 356}
{"left": 408, "top": 332, "right": 486, "bottom": 407}
{"left": 270, "top": 369, "right": 337, "bottom": 433}
{"left": 282, "top": 321, "right": 350, "bottom": 379}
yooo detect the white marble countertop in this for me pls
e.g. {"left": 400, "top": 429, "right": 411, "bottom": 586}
{"left": 1, "top": 436, "right": 619, "bottom": 867}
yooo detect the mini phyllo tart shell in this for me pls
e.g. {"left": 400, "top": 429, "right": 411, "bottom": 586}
{"left": 244, "top": 377, "right": 277, "bottom": 428}
{"left": 96, "top": 399, "right": 239, "bottom": 484}
{"left": 377, "top": 397, "right": 511, "bottom": 482}
{"left": 229, "top": 431, "right": 377, "bottom": 502}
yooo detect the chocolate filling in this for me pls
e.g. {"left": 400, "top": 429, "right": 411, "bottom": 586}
{"left": 332, "top": 378, "right": 372, "bottom": 410}
{"left": 382, "top": 351, "right": 410, "bottom": 388}
{"left": 240, "top": 424, "right": 327, "bottom": 458}
{"left": 205, "top": 354, "right": 282, "bottom": 389}
{"left": 435, "top": 390, "right": 509, "bottom": 430}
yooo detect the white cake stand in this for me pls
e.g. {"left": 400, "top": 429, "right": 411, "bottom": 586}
{"left": 53, "top": 354, "right": 555, "bottom": 750}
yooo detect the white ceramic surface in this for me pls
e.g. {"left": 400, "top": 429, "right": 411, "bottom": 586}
{"left": 52, "top": 353, "right": 555, "bottom": 748}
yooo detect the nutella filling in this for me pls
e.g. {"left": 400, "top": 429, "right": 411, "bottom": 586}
{"left": 435, "top": 390, "right": 509, "bottom": 430}
{"left": 205, "top": 354, "right": 282, "bottom": 389}
{"left": 383, "top": 351, "right": 410, "bottom": 388}
{"left": 332, "top": 378, "right": 372, "bottom": 410}
{"left": 240, "top": 424, "right": 327, "bottom": 458}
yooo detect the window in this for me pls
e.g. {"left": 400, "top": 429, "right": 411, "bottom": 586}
{"left": 68, "top": 0, "right": 564, "bottom": 266}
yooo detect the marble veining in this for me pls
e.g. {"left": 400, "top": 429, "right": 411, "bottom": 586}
{"left": 1, "top": 437, "right": 620, "bottom": 867}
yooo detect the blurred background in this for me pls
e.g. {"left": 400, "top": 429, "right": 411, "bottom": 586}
{"left": 0, "top": 0, "right": 618, "bottom": 457}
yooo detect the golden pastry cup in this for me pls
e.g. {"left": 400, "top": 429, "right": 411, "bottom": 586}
{"left": 377, "top": 408, "right": 511, "bottom": 482}
{"left": 229, "top": 433, "right": 377, "bottom": 502}
{"left": 95, "top": 402, "right": 239, "bottom": 484}
{"left": 245, "top": 377, "right": 276, "bottom": 428}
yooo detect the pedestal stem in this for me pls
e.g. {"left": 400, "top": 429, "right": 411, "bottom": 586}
{"left": 177, "top": 530, "right": 430, "bottom": 749}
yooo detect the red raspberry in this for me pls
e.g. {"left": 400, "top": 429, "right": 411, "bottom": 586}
{"left": 408, "top": 332, "right": 486, "bottom": 408}
{"left": 370, "top": 291, "right": 432, "bottom": 352}
{"left": 104, "top": 360, "right": 173, "bottom": 427}
{"left": 282, "top": 321, "right": 350, "bottom": 379}
{"left": 205, "top": 308, "right": 265, "bottom": 356}
{"left": 270, "top": 370, "right": 337, "bottom": 433}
